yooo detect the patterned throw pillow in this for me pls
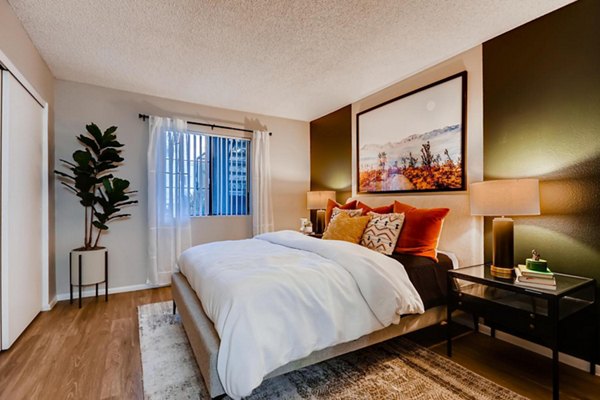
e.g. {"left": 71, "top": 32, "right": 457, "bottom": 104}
{"left": 322, "top": 213, "right": 371, "bottom": 244}
{"left": 330, "top": 207, "right": 363, "bottom": 221}
{"left": 325, "top": 199, "right": 358, "bottom": 224}
{"left": 360, "top": 212, "right": 405, "bottom": 255}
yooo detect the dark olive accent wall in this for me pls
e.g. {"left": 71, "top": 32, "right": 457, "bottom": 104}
{"left": 483, "top": 0, "right": 600, "bottom": 358}
{"left": 310, "top": 105, "right": 352, "bottom": 203}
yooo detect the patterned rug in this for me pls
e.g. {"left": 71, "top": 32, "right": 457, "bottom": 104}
{"left": 138, "top": 301, "right": 528, "bottom": 399}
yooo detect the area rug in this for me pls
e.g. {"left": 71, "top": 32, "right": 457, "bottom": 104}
{"left": 139, "top": 301, "right": 528, "bottom": 399}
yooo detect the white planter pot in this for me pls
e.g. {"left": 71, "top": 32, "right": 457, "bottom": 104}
{"left": 70, "top": 247, "right": 107, "bottom": 285}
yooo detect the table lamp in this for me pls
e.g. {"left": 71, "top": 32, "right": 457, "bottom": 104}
{"left": 470, "top": 179, "right": 540, "bottom": 277}
{"left": 307, "top": 191, "right": 336, "bottom": 234}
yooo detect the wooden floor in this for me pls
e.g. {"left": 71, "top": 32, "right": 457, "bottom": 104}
{"left": 407, "top": 326, "right": 600, "bottom": 400}
{"left": 0, "top": 287, "right": 170, "bottom": 400}
{"left": 0, "top": 287, "right": 598, "bottom": 399}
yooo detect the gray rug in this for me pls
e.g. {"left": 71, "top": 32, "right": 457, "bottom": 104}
{"left": 139, "top": 301, "right": 528, "bottom": 399}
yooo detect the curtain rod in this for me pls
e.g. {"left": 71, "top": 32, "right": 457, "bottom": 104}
{"left": 138, "top": 114, "right": 272, "bottom": 136}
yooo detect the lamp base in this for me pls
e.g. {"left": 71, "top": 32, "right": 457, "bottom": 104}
{"left": 315, "top": 209, "right": 326, "bottom": 234}
{"left": 491, "top": 217, "right": 515, "bottom": 278}
{"left": 492, "top": 217, "right": 514, "bottom": 267}
{"left": 490, "top": 265, "right": 515, "bottom": 279}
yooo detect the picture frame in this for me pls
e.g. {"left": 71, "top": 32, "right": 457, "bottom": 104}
{"left": 356, "top": 71, "right": 467, "bottom": 194}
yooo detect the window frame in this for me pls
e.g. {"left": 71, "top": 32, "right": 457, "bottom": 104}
{"left": 187, "top": 128, "right": 251, "bottom": 218}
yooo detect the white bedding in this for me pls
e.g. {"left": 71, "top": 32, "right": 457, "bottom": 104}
{"left": 178, "top": 230, "right": 424, "bottom": 399}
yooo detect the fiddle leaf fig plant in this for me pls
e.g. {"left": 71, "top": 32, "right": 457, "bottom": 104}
{"left": 55, "top": 123, "right": 138, "bottom": 250}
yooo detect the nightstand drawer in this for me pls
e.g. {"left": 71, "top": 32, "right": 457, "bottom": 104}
{"left": 451, "top": 291, "right": 553, "bottom": 339}
{"left": 482, "top": 306, "right": 553, "bottom": 339}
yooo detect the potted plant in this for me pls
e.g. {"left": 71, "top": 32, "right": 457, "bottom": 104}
{"left": 55, "top": 123, "right": 137, "bottom": 301}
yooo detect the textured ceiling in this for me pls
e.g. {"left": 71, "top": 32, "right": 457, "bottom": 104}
{"left": 9, "top": 0, "right": 573, "bottom": 121}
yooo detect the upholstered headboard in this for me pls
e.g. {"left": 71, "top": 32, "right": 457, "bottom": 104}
{"left": 349, "top": 195, "right": 483, "bottom": 267}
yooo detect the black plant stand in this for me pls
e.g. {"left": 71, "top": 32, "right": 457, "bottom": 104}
{"left": 69, "top": 251, "right": 108, "bottom": 308}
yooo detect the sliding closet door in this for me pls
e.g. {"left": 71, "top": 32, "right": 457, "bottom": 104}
{"left": 1, "top": 70, "right": 44, "bottom": 349}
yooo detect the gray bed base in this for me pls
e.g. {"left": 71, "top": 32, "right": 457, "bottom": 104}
{"left": 172, "top": 272, "right": 448, "bottom": 399}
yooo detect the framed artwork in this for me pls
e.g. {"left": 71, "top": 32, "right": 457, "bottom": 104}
{"left": 356, "top": 71, "right": 467, "bottom": 194}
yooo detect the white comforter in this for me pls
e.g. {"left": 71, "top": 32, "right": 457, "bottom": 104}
{"left": 178, "top": 230, "right": 424, "bottom": 399}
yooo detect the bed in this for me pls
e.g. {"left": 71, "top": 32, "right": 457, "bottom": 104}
{"left": 173, "top": 229, "right": 458, "bottom": 399}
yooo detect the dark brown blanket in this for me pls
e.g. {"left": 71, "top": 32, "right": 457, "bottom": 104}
{"left": 388, "top": 252, "right": 453, "bottom": 309}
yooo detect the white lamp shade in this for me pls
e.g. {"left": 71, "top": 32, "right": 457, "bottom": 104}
{"left": 470, "top": 179, "right": 540, "bottom": 216}
{"left": 307, "top": 191, "right": 336, "bottom": 210}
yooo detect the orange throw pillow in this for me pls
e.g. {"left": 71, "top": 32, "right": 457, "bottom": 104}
{"left": 325, "top": 199, "right": 357, "bottom": 223}
{"left": 393, "top": 201, "right": 449, "bottom": 261}
{"left": 393, "top": 201, "right": 417, "bottom": 214}
{"left": 356, "top": 201, "right": 394, "bottom": 215}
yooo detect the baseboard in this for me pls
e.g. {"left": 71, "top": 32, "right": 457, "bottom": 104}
{"left": 55, "top": 282, "right": 169, "bottom": 302}
{"left": 41, "top": 296, "right": 57, "bottom": 311}
{"left": 477, "top": 324, "right": 600, "bottom": 377}
{"left": 454, "top": 315, "right": 599, "bottom": 376}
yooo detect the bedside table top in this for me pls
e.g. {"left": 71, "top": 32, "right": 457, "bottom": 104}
{"left": 449, "top": 263, "right": 595, "bottom": 298}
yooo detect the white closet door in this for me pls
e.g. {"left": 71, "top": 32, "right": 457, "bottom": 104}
{"left": 1, "top": 71, "right": 44, "bottom": 349}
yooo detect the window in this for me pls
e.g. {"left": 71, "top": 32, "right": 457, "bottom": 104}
{"left": 164, "top": 130, "right": 250, "bottom": 217}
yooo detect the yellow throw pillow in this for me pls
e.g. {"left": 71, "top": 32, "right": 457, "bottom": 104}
{"left": 322, "top": 213, "right": 371, "bottom": 244}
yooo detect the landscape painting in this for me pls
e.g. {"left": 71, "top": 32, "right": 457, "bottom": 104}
{"left": 357, "top": 72, "right": 466, "bottom": 193}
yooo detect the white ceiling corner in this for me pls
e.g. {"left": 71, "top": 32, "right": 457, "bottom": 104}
{"left": 8, "top": 0, "right": 574, "bottom": 121}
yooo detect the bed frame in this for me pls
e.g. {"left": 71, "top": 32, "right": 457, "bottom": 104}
{"left": 172, "top": 195, "right": 481, "bottom": 398}
{"left": 172, "top": 272, "right": 448, "bottom": 399}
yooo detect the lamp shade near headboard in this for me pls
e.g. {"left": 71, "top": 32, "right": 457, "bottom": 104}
{"left": 470, "top": 179, "right": 540, "bottom": 217}
{"left": 307, "top": 191, "right": 336, "bottom": 210}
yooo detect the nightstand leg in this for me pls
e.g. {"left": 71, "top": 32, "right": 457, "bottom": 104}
{"left": 447, "top": 306, "right": 453, "bottom": 357}
{"left": 446, "top": 274, "right": 453, "bottom": 357}
{"left": 552, "top": 347, "right": 559, "bottom": 400}
{"left": 551, "top": 298, "right": 559, "bottom": 400}
{"left": 591, "top": 306, "right": 597, "bottom": 375}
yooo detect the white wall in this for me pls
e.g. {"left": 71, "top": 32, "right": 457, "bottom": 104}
{"left": 0, "top": 0, "right": 56, "bottom": 302}
{"left": 351, "top": 46, "right": 484, "bottom": 266}
{"left": 54, "top": 80, "right": 310, "bottom": 297}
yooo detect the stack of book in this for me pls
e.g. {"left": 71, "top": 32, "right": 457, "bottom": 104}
{"left": 514, "top": 264, "right": 556, "bottom": 290}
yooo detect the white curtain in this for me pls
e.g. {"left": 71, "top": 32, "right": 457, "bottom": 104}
{"left": 251, "top": 130, "right": 274, "bottom": 235}
{"left": 147, "top": 116, "right": 192, "bottom": 285}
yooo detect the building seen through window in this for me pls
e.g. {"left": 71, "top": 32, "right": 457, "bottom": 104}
{"left": 165, "top": 131, "right": 250, "bottom": 217}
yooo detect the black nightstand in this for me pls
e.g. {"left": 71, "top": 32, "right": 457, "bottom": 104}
{"left": 447, "top": 264, "right": 596, "bottom": 400}
{"left": 306, "top": 233, "right": 323, "bottom": 239}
